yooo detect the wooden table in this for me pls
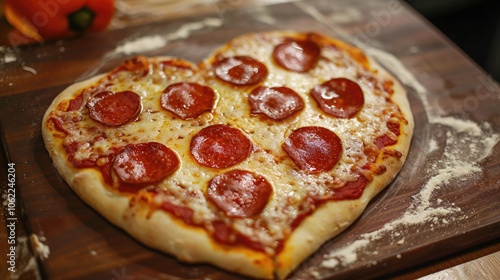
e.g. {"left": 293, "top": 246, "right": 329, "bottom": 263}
{"left": 1, "top": 0, "right": 499, "bottom": 279}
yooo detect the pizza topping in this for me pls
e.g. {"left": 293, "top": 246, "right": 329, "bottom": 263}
{"left": 248, "top": 86, "right": 304, "bottom": 120}
{"left": 374, "top": 135, "right": 396, "bottom": 149}
{"left": 292, "top": 174, "right": 369, "bottom": 230}
{"left": 65, "top": 142, "right": 98, "bottom": 168}
{"left": 383, "top": 149, "right": 403, "bottom": 159}
{"left": 160, "top": 200, "right": 195, "bottom": 226}
{"left": 374, "top": 122, "right": 401, "bottom": 149}
{"left": 273, "top": 40, "right": 320, "bottom": 72}
{"left": 191, "top": 124, "right": 252, "bottom": 168}
{"left": 67, "top": 93, "right": 84, "bottom": 111}
{"left": 310, "top": 78, "right": 364, "bottom": 118}
{"left": 387, "top": 121, "right": 401, "bottom": 136}
{"left": 48, "top": 116, "right": 68, "bottom": 134}
{"left": 283, "top": 126, "right": 342, "bottom": 173}
{"left": 212, "top": 221, "right": 236, "bottom": 243}
{"left": 87, "top": 90, "right": 141, "bottom": 126}
{"left": 330, "top": 175, "right": 368, "bottom": 200}
{"left": 160, "top": 82, "right": 216, "bottom": 120}
{"left": 113, "top": 142, "right": 179, "bottom": 184}
{"left": 160, "top": 58, "right": 196, "bottom": 70}
{"left": 383, "top": 80, "right": 395, "bottom": 94}
{"left": 211, "top": 221, "right": 265, "bottom": 251}
{"left": 214, "top": 56, "right": 268, "bottom": 85}
{"left": 207, "top": 170, "right": 272, "bottom": 218}
{"left": 112, "top": 56, "right": 150, "bottom": 75}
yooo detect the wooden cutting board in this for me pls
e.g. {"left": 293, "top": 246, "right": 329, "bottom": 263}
{"left": 1, "top": 0, "right": 499, "bottom": 279}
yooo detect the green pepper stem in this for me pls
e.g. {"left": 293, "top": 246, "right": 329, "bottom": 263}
{"left": 68, "top": 7, "right": 95, "bottom": 32}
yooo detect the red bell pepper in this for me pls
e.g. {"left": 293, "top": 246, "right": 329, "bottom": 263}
{"left": 5, "top": 0, "right": 115, "bottom": 41}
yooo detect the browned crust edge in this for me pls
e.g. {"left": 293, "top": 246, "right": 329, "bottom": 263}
{"left": 41, "top": 32, "right": 414, "bottom": 280}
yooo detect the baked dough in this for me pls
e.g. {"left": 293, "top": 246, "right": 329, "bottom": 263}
{"left": 42, "top": 31, "right": 413, "bottom": 279}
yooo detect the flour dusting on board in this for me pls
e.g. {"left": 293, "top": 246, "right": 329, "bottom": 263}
{"left": 428, "top": 138, "right": 438, "bottom": 153}
{"left": 30, "top": 233, "right": 50, "bottom": 260}
{"left": 113, "top": 35, "right": 167, "bottom": 55}
{"left": 112, "top": 17, "right": 222, "bottom": 55}
{"left": 316, "top": 49, "right": 499, "bottom": 272}
{"left": 294, "top": 1, "right": 500, "bottom": 277}
{"left": 10, "top": 236, "right": 42, "bottom": 280}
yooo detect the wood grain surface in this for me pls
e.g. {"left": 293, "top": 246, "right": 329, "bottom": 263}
{"left": 1, "top": 0, "right": 499, "bottom": 279}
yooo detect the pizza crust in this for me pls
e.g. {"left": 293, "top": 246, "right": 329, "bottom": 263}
{"left": 42, "top": 32, "right": 414, "bottom": 280}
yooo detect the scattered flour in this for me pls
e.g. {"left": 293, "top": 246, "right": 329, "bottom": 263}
{"left": 428, "top": 138, "right": 438, "bottom": 153}
{"left": 112, "top": 17, "right": 222, "bottom": 55}
{"left": 5, "top": 53, "right": 17, "bottom": 63}
{"left": 320, "top": 258, "right": 339, "bottom": 269}
{"left": 329, "top": 7, "right": 363, "bottom": 24}
{"left": 2, "top": 192, "right": 8, "bottom": 206}
{"left": 431, "top": 117, "right": 482, "bottom": 136}
{"left": 113, "top": 35, "right": 166, "bottom": 55}
{"left": 21, "top": 66, "right": 37, "bottom": 75}
{"left": 10, "top": 236, "right": 42, "bottom": 280}
{"left": 1, "top": 46, "right": 18, "bottom": 63}
{"left": 30, "top": 234, "right": 50, "bottom": 260}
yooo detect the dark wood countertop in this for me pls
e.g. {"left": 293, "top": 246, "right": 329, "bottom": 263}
{"left": 1, "top": 0, "right": 499, "bottom": 279}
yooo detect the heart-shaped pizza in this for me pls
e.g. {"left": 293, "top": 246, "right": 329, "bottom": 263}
{"left": 42, "top": 31, "right": 413, "bottom": 279}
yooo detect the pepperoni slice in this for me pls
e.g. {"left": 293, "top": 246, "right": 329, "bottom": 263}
{"left": 207, "top": 170, "right": 272, "bottom": 218}
{"left": 282, "top": 126, "right": 342, "bottom": 173}
{"left": 160, "top": 82, "right": 216, "bottom": 120}
{"left": 273, "top": 40, "right": 320, "bottom": 72}
{"left": 190, "top": 124, "right": 252, "bottom": 169}
{"left": 87, "top": 91, "right": 141, "bottom": 126}
{"left": 310, "top": 78, "right": 364, "bottom": 118}
{"left": 248, "top": 86, "right": 304, "bottom": 120}
{"left": 113, "top": 142, "right": 179, "bottom": 184}
{"left": 214, "top": 56, "right": 268, "bottom": 86}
